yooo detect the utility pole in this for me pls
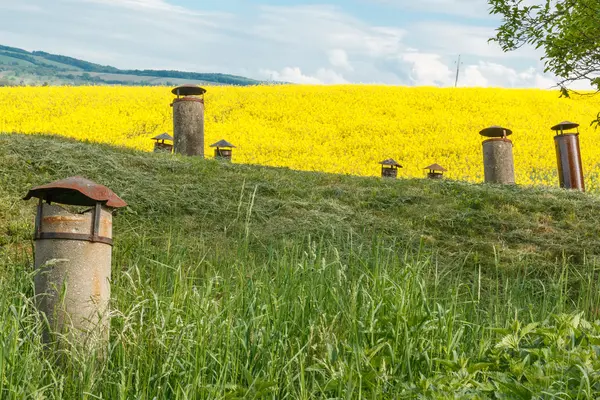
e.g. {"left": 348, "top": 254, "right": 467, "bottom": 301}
{"left": 454, "top": 54, "right": 462, "bottom": 87}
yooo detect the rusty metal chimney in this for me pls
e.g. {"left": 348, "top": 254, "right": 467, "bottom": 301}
{"left": 479, "top": 125, "right": 515, "bottom": 184}
{"left": 424, "top": 163, "right": 447, "bottom": 179}
{"left": 171, "top": 84, "right": 206, "bottom": 157}
{"left": 379, "top": 159, "right": 402, "bottom": 179}
{"left": 24, "top": 176, "right": 127, "bottom": 349}
{"left": 152, "top": 132, "right": 174, "bottom": 153}
{"left": 210, "top": 139, "right": 236, "bottom": 162}
{"left": 552, "top": 121, "right": 584, "bottom": 191}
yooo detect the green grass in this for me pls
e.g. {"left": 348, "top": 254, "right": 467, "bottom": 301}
{"left": 2, "top": 133, "right": 600, "bottom": 398}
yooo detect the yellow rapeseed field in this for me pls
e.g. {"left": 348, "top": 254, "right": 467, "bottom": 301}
{"left": 1, "top": 85, "right": 600, "bottom": 188}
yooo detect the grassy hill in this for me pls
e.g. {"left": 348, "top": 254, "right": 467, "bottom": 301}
{"left": 2, "top": 134, "right": 600, "bottom": 398}
{"left": 0, "top": 44, "right": 265, "bottom": 87}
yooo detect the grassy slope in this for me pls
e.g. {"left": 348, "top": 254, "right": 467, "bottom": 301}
{"left": 2, "top": 134, "right": 600, "bottom": 398}
{"left": 3, "top": 134, "right": 600, "bottom": 271}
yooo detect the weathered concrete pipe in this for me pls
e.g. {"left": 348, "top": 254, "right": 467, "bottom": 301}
{"left": 552, "top": 121, "right": 585, "bottom": 191}
{"left": 171, "top": 84, "right": 206, "bottom": 157}
{"left": 480, "top": 126, "right": 515, "bottom": 185}
{"left": 24, "top": 176, "right": 127, "bottom": 349}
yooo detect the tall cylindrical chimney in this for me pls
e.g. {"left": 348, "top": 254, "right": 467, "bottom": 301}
{"left": 479, "top": 125, "right": 515, "bottom": 185}
{"left": 552, "top": 121, "right": 584, "bottom": 191}
{"left": 171, "top": 84, "right": 206, "bottom": 157}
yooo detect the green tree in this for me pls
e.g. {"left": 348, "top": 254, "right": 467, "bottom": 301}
{"left": 488, "top": 0, "right": 600, "bottom": 126}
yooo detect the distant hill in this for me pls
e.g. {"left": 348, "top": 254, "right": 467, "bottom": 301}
{"left": 0, "top": 44, "right": 266, "bottom": 86}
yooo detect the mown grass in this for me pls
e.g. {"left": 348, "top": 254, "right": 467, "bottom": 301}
{"left": 2, "top": 133, "right": 600, "bottom": 398}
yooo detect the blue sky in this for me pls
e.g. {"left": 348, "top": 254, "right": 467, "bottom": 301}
{"left": 0, "top": 0, "right": 575, "bottom": 88}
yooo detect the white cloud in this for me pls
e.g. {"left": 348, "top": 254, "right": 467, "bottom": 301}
{"left": 372, "top": 0, "right": 494, "bottom": 19}
{"left": 406, "top": 21, "right": 542, "bottom": 61}
{"left": 253, "top": 5, "right": 407, "bottom": 59}
{"left": 79, "top": 0, "right": 207, "bottom": 15}
{"left": 260, "top": 67, "right": 322, "bottom": 84}
{"left": 398, "top": 55, "right": 565, "bottom": 89}
{"left": 316, "top": 69, "right": 349, "bottom": 84}
{"left": 260, "top": 67, "right": 348, "bottom": 84}
{"left": 461, "top": 65, "right": 488, "bottom": 87}
{"left": 564, "top": 80, "right": 595, "bottom": 91}
{"left": 328, "top": 49, "right": 353, "bottom": 71}
{"left": 0, "top": 0, "right": 574, "bottom": 89}
{"left": 461, "top": 62, "right": 559, "bottom": 88}
{"left": 0, "top": 3, "right": 43, "bottom": 12}
{"left": 402, "top": 52, "right": 453, "bottom": 86}
{"left": 534, "top": 75, "right": 558, "bottom": 89}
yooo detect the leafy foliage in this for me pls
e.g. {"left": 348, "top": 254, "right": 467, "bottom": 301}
{"left": 417, "top": 313, "right": 600, "bottom": 398}
{"left": 488, "top": 0, "right": 600, "bottom": 126}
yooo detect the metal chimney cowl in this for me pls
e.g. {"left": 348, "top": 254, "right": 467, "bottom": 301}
{"left": 552, "top": 121, "right": 584, "bottom": 191}
{"left": 24, "top": 176, "right": 127, "bottom": 350}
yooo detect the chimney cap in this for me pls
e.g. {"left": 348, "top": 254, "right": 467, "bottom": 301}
{"left": 171, "top": 84, "right": 207, "bottom": 96}
{"left": 24, "top": 176, "right": 127, "bottom": 208}
{"left": 479, "top": 125, "right": 513, "bottom": 137}
{"left": 210, "top": 139, "right": 236, "bottom": 148}
{"left": 379, "top": 158, "right": 402, "bottom": 167}
{"left": 424, "top": 163, "right": 447, "bottom": 172}
{"left": 152, "top": 132, "right": 174, "bottom": 141}
{"left": 551, "top": 121, "right": 579, "bottom": 131}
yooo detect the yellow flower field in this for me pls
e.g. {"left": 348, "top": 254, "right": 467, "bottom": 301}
{"left": 1, "top": 85, "right": 600, "bottom": 189}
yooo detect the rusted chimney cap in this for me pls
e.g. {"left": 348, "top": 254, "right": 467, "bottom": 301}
{"left": 551, "top": 121, "right": 579, "bottom": 131}
{"left": 424, "top": 163, "right": 447, "bottom": 172}
{"left": 210, "top": 139, "right": 236, "bottom": 148}
{"left": 152, "top": 132, "right": 174, "bottom": 141}
{"left": 23, "top": 176, "right": 127, "bottom": 208}
{"left": 379, "top": 158, "right": 403, "bottom": 168}
{"left": 171, "top": 84, "right": 207, "bottom": 96}
{"left": 479, "top": 125, "right": 513, "bottom": 137}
